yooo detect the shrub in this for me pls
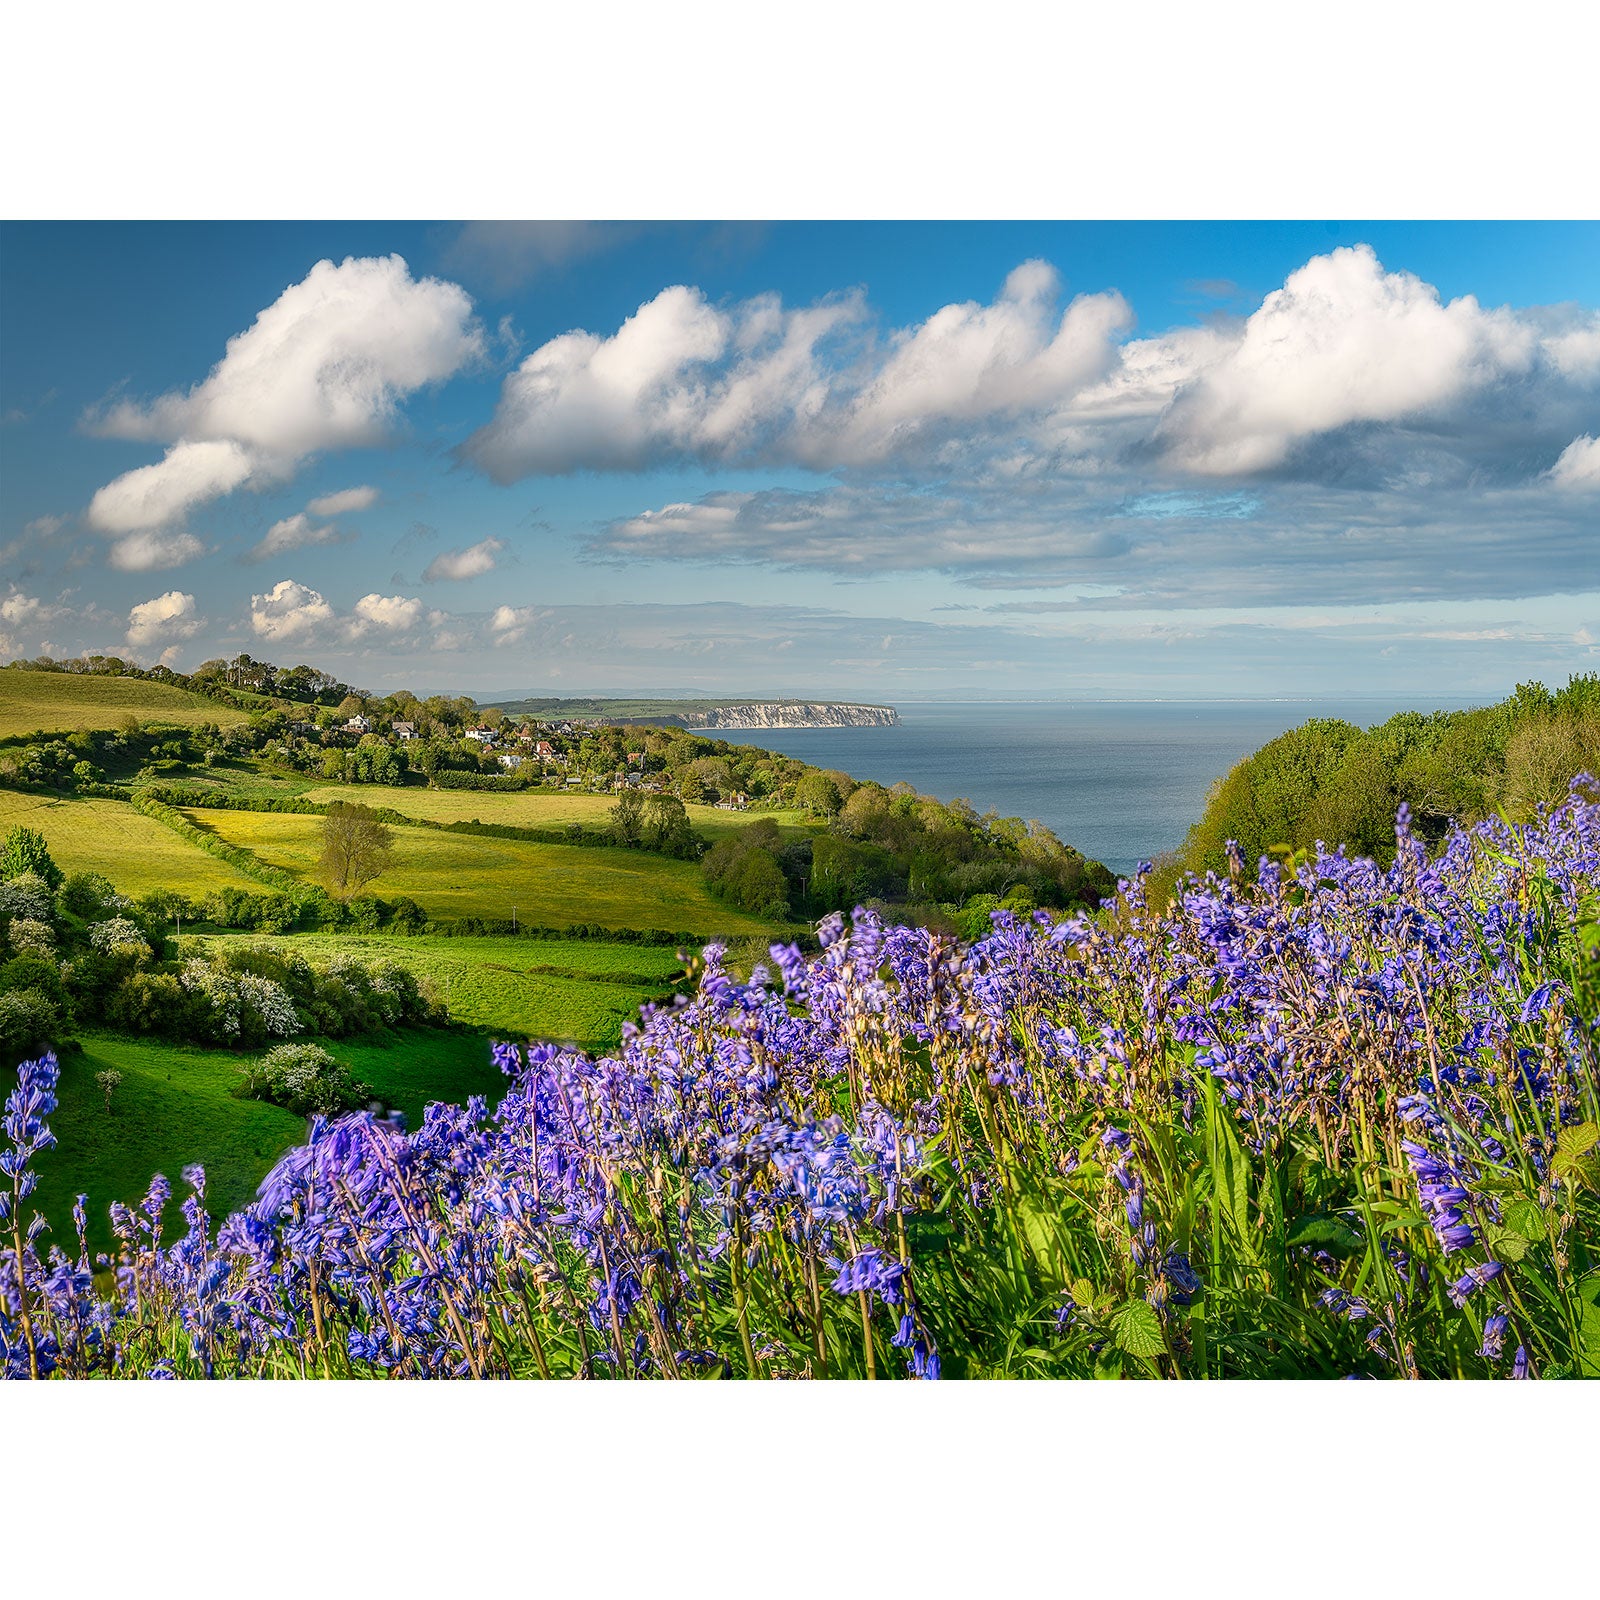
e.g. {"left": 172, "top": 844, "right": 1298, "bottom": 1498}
{"left": 0, "top": 988, "right": 62, "bottom": 1064}
{"left": 238, "top": 1043, "right": 373, "bottom": 1118}
{"left": 8, "top": 919, "right": 56, "bottom": 958}
{"left": 0, "top": 825, "right": 63, "bottom": 890}
{"left": 108, "top": 971, "right": 197, "bottom": 1037}
{"left": 58, "top": 871, "right": 127, "bottom": 921}
{"left": 88, "top": 917, "right": 151, "bottom": 960}
{"left": 0, "top": 872, "right": 56, "bottom": 927}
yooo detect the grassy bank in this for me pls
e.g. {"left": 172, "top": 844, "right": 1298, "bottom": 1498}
{"left": 18, "top": 1029, "right": 507, "bottom": 1258}
{"left": 200, "top": 931, "right": 688, "bottom": 1048}
{"left": 0, "top": 670, "right": 251, "bottom": 739}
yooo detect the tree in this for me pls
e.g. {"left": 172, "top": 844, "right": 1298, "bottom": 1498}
{"left": 794, "top": 771, "right": 843, "bottom": 818}
{"left": 319, "top": 803, "right": 394, "bottom": 897}
{"left": 610, "top": 789, "right": 645, "bottom": 847}
{"left": 96, "top": 1069, "right": 122, "bottom": 1113}
{"left": 0, "top": 826, "right": 62, "bottom": 891}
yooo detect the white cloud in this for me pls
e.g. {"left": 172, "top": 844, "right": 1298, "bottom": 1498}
{"left": 1147, "top": 245, "right": 1563, "bottom": 474}
{"left": 463, "top": 266, "right": 1128, "bottom": 479}
{"left": 1, "top": 593, "right": 45, "bottom": 628}
{"left": 349, "top": 592, "right": 424, "bottom": 635}
{"left": 1548, "top": 434, "right": 1600, "bottom": 491}
{"left": 306, "top": 484, "right": 380, "bottom": 517}
{"left": 423, "top": 536, "right": 503, "bottom": 582}
{"left": 126, "top": 590, "right": 202, "bottom": 649}
{"left": 84, "top": 255, "right": 481, "bottom": 542}
{"left": 108, "top": 530, "right": 207, "bottom": 571}
{"left": 828, "top": 262, "right": 1129, "bottom": 465}
{"left": 467, "top": 244, "right": 1598, "bottom": 496}
{"left": 488, "top": 602, "right": 541, "bottom": 644}
{"left": 87, "top": 438, "right": 259, "bottom": 535}
{"left": 246, "top": 512, "right": 343, "bottom": 563}
{"left": 250, "top": 578, "right": 335, "bottom": 642}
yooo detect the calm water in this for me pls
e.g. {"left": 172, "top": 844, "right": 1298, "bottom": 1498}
{"left": 715, "top": 700, "right": 1462, "bottom": 876}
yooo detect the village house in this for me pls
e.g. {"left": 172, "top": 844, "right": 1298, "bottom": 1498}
{"left": 498, "top": 752, "right": 525, "bottom": 771}
{"left": 464, "top": 726, "right": 497, "bottom": 744}
{"left": 532, "top": 740, "right": 556, "bottom": 761}
{"left": 344, "top": 714, "right": 371, "bottom": 734}
{"left": 392, "top": 721, "right": 417, "bottom": 741}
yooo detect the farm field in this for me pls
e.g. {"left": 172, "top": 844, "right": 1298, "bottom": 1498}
{"left": 182, "top": 805, "right": 786, "bottom": 935}
{"left": 0, "top": 670, "right": 251, "bottom": 738}
{"left": 301, "top": 782, "right": 818, "bottom": 841}
{"left": 17, "top": 1029, "right": 506, "bottom": 1259}
{"left": 0, "top": 788, "right": 265, "bottom": 897}
{"left": 203, "top": 932, "right": 687, "bottom": 1048}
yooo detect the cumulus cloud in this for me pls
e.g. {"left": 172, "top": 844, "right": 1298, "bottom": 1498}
{"left": 126, "top": 589, "right": 202, "bottom": 649}
{"left": 305, "top": 484, "right": 380, "bottom": 517}
{"left": 1148, "top": 245, "right": 1549, "bottom": 474}
{"left": 465, "top": 244, "right": 1598, "bottom": 501}
{"left": 245, "top": 512, "right": 346, "bottom": 563}
{"left": 423, "top": 537, "right": 504, "bottom": 582}
{"left": 349, "top": 592, "right": 424, "bottom": 635}
{"left": 1548, "top": 434, "right": 1600, "bottom": 491}
{"left": 87, "top": 439, "right": 258, "bottom": 535}
{"left": 84, "top": 255, "right": 481, "bottom": 552}
{"left": 462, "top": 265, "right": 1128, "bottom": 479}
{"left": 250, "top": 579, "right": 335, "bottom": 643}
{"left": 107, "top": 530, "right": 207, "bottom": 572}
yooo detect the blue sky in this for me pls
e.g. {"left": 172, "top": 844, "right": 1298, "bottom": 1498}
{"left": 2, "top": 220, "right": 1596, "bottom": 701}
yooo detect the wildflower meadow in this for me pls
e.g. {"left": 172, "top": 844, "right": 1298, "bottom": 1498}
{"left": 5, "top": 785, "right": 1597, "bottom": 1380}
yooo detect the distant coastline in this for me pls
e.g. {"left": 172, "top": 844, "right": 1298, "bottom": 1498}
{"left": 487, "top": 696, "right": 899, "bottom": 730}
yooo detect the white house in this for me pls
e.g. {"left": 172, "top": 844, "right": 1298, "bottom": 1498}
{"left": 344, "top": 715, "right": 371, "bottom": 734}
{"left": 464, "top": 726, "right": 497, "bottom": 744}
{"left": 498, "top": 752, "right": 525, "bottom": 771}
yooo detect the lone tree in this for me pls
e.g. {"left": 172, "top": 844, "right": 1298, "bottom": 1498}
{"left": 96, "top": 1069, "right": 122, "bottom": 1113}
{"left": 319, "top": 802, "right": 393, "bottom": 897}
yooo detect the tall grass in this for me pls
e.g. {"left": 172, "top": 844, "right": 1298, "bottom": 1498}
{"left": 4, "top": 787, "right": 1596, "bottom": 1378}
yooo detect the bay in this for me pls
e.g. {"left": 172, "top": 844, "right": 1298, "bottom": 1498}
{"left": 714, "top": 699, "right": 1473, "bottom": 877}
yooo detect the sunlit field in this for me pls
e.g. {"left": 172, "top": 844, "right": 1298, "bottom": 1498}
{"left": 0, "top": 671, "right": 251, "bottom": 738}
{"left": 0, "top": 789, "right": 265, "bottom": 896}
{"left": 181, "top": 805, "right": 786, "bottom": 934}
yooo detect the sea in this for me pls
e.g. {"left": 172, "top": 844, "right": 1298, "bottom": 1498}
{"left": 713, "top": 699, "right": 1471, "bottom": 878}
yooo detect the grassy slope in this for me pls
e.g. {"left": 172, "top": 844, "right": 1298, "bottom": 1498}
{"left": 17, "top": 1029, "right": 507, "bottom": 1258}
{"left": 0, "top": 789, "right": 266, "bottom": 897}
{"left": 0, "top": 671, "right": 251, "bottom": 738}
{"left": 183, "top": 806, "right": 785, "bottom": 934}
{"left": 300, "top": 782, "right": 818, "bottom": 841}
{"left": 201, "top": 932, "right": 686, "bottom": 1049}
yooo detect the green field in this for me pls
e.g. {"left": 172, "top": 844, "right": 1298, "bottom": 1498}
{"left": 301, "top": 782, "right": 817, "bottom": 841}
{"left": 16, "top": 1029, "right": 507, "bottom": 1258}
{"left": 203, "top": 932, "right": 686, "bottom": 1048}
{"left": 183, "top": 806, "right": 785, "bottom": 934}
{"left": 0, "top": 788, "right": 266, "bottom": 897}
{"left": 0, "top": 670, "right": 251, "bottom": 738}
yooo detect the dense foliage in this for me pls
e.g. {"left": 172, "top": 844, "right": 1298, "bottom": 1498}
{"left": 4, "top": 783, "right": 1596, "bottom": 1379}
{"left": 0, "top": 827, "right": 444, "bottom": 1055}
{"left": 701, "top": 783, "right": 1115, "bottom": 924}
{"left": 1181, "top": 674, "right": 1600, "bottom": 876}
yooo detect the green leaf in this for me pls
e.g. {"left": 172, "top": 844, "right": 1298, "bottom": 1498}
{"left": 1557, "top": 1122, "right": 1599, "bottom": 1160}
{"left": 1284, "top": 1212, "right": 1364, "bottom": 1258}
{"left": 1503, "top": 1198, "right": 1548, "bottom": 1241}
{"left": 1575, "top": 1272, "right": 1600, "bottom": 1379}
{"left": 1487, "top": 1227, "right": 1527, "bottom": 1262}
{"left": 1110, "top": 1300, "right": 1168, "bottom": 1361}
